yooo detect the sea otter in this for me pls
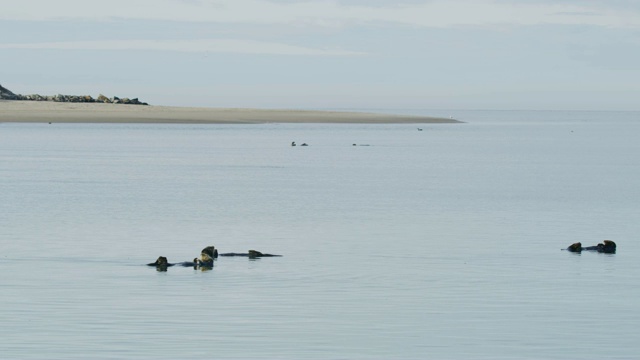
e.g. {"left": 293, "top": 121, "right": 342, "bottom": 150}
{"left": 565, "top": 240, "right": 617, "bottom": 254}
{"left": 147, "top": 257, "right": 206, "bottom": 269}
{"left": 147, "top": 246, "right": 281, "bottom": 269}
{"left": 219, "top": 250, "right": 282, "bottom": 258}
{"left": 180, "top": 258, "right": 203, "bottom": 267}
{"left": 198, "top": 246, "right": 218, "bottom": 266}
{"left": 200, "top": 246, "right": 281, "bottom": 259}
{"left": 147, "top": 256, "right": 173, "bottom": 268}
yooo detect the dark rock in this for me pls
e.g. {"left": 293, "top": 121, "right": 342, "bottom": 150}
{"left": 1, "top": 84, "right": 148, "bottom": 105}
{"left": 0, "top": 84, "right": 18, "bottom": 99}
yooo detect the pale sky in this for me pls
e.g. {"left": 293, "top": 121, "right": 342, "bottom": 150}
{"left": 1, "top": 0, "right": 639, "bottom": 110}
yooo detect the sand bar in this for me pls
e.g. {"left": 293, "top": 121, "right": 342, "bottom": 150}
{"left": 0, "top": 100, "right": 461, "bottom": 124}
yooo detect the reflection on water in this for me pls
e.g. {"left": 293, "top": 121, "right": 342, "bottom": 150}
{"left": 1, "top": 111, "right": 640, "bottom": 359}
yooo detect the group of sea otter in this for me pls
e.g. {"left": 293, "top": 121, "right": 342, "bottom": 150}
{"left": 147, "top": 241, "right": 615, "bottom": 270}
{"left": 147, "top": 246, "right": 281, "bottom": 271}
{"left": 565, "top": 240, "right": 617, "bottom": 254}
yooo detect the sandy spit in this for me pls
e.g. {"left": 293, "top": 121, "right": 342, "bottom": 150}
{"left": 0, "top": 100, "right": 461, "bottom": 124}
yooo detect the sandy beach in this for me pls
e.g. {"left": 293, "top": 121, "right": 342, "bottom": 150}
{"left": 0, "top": 100, "right": 460, "bottom": 124}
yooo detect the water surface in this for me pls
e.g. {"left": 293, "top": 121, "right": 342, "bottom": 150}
{"left": 1, "top": 110, "right": 639, "bottom": 359}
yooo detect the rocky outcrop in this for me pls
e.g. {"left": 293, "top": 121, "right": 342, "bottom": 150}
{"left": 0, "top": 84, "right": 18, "bottom": 99}
{"left": 94, "top": 94, "right": 147, "bottom": 105}
{"left": 0, "top": 84, "right": 148, "bottom": 105}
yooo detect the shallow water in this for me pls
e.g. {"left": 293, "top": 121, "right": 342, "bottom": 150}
{"left": 1, "top": 110, "right": 639, "bottom": 359}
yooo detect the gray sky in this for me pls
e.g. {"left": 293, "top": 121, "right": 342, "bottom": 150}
{"left": 1, "top": 0, "right": 639, "bottom": 110}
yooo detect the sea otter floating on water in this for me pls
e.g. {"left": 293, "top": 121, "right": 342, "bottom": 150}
{"left": 565, "top": 240, "right": 616, "bottom": 254}
{"left": 147, "top": 257, "right": 202, "bottom": 269}
{"left": 199, "top": 245, "right": 281, "bottom": 259}
{"left": 147, "top": 246, "right": 282, "bottom": 269}
{"left": 220, "top": 249, "right": 282, "bottom": 258}
{"left": 198, "top": 246, "right": 218, "bottom": 266}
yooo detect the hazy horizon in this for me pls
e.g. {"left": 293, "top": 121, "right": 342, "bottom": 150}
{"left": 1, "top": 0, "right": 639, "bottom": 111}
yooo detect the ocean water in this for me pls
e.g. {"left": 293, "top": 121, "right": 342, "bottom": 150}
{"left": 1, "top": 110, "right": 639, "bottom": 359}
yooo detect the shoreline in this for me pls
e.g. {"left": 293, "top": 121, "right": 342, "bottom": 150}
{"left": 0, "top": 100, "right": 461, "bottom": 124}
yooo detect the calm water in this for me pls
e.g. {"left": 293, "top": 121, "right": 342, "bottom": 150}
{"left": 1, "top": 110, "right": 639, "bottom": 359}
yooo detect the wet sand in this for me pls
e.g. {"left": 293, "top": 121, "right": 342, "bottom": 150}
{"left": 0, "top": 101, "right": 461, "bottom": 124}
